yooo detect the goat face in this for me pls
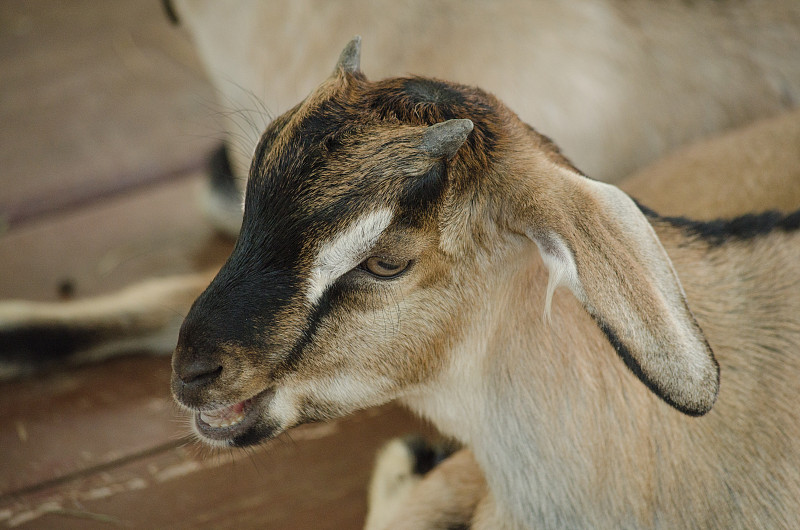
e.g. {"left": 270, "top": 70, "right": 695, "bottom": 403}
{"left": 171, "top": 38, "right": 718, "bottom": 447}
{"left": 171, "top": 40, "right": 499, "bottom": 446}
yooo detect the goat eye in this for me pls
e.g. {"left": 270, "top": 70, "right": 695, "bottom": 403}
{"left": 361, "top": 256, "right": 410, "bottom": 278}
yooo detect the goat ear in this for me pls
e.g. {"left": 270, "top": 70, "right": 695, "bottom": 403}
{"left": 524, "top": 171, "right": 719, "bottom": 416}
{"left": 335, "top": 36, "right": 362, "bottom": 74}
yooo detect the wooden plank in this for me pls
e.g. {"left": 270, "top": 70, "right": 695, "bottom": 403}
{"left": 0, "top": 356, "right": 178, "bottom": 496}
{"left": 0, "top": 366, "right": 428, "bottom": 529}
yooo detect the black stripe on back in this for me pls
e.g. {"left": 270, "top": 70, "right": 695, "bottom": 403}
{"left": 638, "top": 202, "right": 800, "bottom": 246}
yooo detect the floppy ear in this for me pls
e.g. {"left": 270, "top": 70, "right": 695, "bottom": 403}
{"left": 521, "top": 168, "right": 719, "bottom": 416}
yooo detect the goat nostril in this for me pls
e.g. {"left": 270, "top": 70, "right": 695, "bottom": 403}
{"left": 179, "top": 362, "right": 223, "bottom": 386}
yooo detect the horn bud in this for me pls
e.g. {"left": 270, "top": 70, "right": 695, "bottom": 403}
{"left": 421, "top": 119, "right": 474, "bottom": 160}
{"left": 335, "top": 36, "right": 362, "bottom": 74}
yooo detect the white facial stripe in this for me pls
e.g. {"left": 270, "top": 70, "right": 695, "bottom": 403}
{"left": 307, "top": 208, "right": 394, "bottom": 304}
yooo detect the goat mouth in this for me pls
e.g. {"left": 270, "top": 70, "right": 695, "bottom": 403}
{"left": 194, "top": 389, "right": 274, "bottom": 442}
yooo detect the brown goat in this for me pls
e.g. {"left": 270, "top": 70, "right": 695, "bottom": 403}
{"left": 167, "top": 40, "right": 800, "bottom": 527}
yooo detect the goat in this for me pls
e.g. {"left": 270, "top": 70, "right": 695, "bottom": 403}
{"left": 170, "top": 39, "right": 800, "bottom": 528}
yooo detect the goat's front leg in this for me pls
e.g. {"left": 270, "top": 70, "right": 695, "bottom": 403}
{"left": 365, "top": 438, "right": 488, "bottom": 530}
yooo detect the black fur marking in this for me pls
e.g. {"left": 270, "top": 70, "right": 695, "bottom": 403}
{"left": 281, "top": 287, "right": 336, "bottom": 371}
{"left": 593, "top": 317, "right": 712, "bottom": 417}
{"left": 638, "top": 202, "right": 800, "bottom": 246}
{"left": 398, "top": 161, "right": 448, "bottom": 223}
{"left": 179, "top": 262, "right": 301, "bottom": 372}
{"left": 231, "top": 418, "right": 282, "bottom": 447}
{"left": 208, "top": 144, "right": 241, "bottom": 205}
{"left": 248, "top": 105, "right": 299, "bottom": 180}
{"left": 246, "top": 107, "right": 360, "bottom": 239}
{"left": 402, "top": 434, "right": 461, "bottom": 475}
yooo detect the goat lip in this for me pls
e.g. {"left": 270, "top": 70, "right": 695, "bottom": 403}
{"left": 194, "top": 389, "right": 273, "bottom": 442}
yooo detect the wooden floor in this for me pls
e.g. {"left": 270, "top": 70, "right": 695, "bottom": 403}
{"left": 0, "top": 2, "right": 428, "bottom": 528}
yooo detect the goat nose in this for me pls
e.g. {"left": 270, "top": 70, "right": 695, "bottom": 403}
{"left": 177, "top": 359, "right": 223, "bottom": 387}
